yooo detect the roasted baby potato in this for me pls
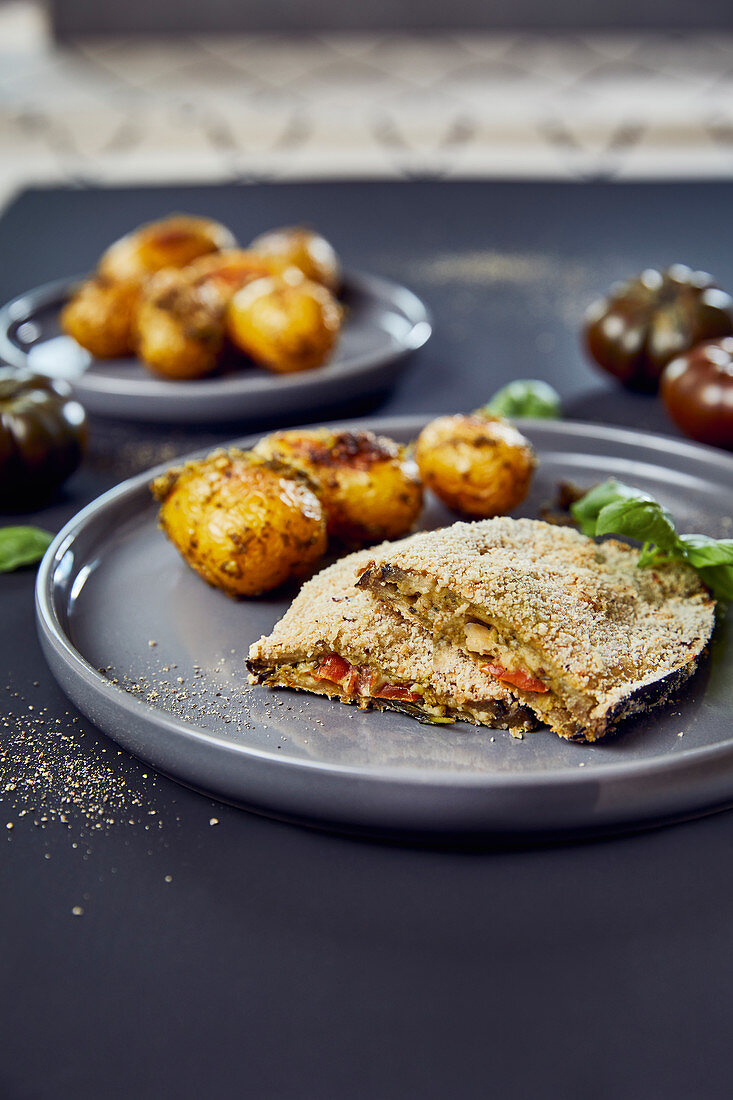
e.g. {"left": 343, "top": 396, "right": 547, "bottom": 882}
{"left": 98, "top": 214, "right": 236, "bottom": 285}
{"left": 254, "top": 428, "right": 423, "bottom": 545}
{"left": 136, "top": 269, "right": 225, "bottom": 380}
{"left": 415, "top": 414, "right": 536, "bottom": 517}
{"left": 249, "top": 226, "right": 340, "bottom": 291}
{"left": 227, "top": 271, "right": 342, "bottom": 374}
{"left": 186, "top": 249, "right": 276, "bottom": 306}
{"left": 60, "top": 276, "right": 140, "bottom": 358}
{"left": 152, "top": 449, "right": 327, "bottom": 597}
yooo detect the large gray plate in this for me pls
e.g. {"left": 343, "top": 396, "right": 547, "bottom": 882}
{"left": 36, "top": 416, "right": 733, "bottom": 839}
{"left": 0, "top": 273, "right": 431, "bottom": 423}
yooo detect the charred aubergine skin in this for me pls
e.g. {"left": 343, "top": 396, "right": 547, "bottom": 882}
{"left": 0, "top": 369, "right": 87, "bottom": 505}
{"left": 583, "top": 264, "right": 733, "bottom": 392}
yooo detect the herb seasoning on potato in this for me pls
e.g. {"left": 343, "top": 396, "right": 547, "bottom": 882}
{"left": 151, "top": 449, "right": 327, "bottom": 597}
{"left": 227, "top": 270, "right": 342, "bottom": 374}
{"left": 414, "top": 413, "right": 536, "bottom": 518}
{"left": 98, "top": 214, "right": 236, "bottom": 285}
{"left": 254, "top": 428, "right": 423, "bottom": 545}
{"left": 248, "top": 226, "right": 340, "bottom": 291}
{"left": 61, "top": 276, "right": 140, "bottom": 360}
{"left": 136, "top": 269, "right": 226, "bottom": 380}
{"left": 60, "top": 216, "right": 347, "bottom": 381}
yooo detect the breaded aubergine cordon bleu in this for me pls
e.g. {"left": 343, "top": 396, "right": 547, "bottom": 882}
{"left": 356, "top": 518, "right": 715, "bottom": 742}
{"left": 247, "top": 548, "right": 536, "bottom": 734}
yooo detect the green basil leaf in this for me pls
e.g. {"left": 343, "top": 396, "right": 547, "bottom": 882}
{"left": 570, "top": 478, "right": 650, "bottom": 536}
{"left": 482, "top": 379, "right": 561, "bottom": 420}
{"left": 567, "top": 480, "right": 733, "bottom": 603}
{"left": 697, "top": 564, "right": 733, "bottom": 602}
{"left": 677, "top": 534, "right": 733, "bottom": 569}
{"left": 0, "top": 525, "right": 54, "bottom": 572}
{"left": 595, "top": 498, "right": 678, "bottom": 549}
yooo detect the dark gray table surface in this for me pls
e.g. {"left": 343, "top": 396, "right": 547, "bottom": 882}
{"left": 50, "top": 0, "right": 733, "bottom": 35}
{"left": 2, "top": 181, "right": 733, "bottom": 1100}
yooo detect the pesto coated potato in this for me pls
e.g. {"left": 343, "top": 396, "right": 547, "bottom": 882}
{"left": 254, "top": 428, "right": 423, "bottom": 545}
{"left": 186, "top": 249, "right": 276, "bottom": 307}
{"left": 249, "top": 226, "right": 339, "bottom": 291}
{"left": 227, "top": 271, "right": 342, "bottom": 374}
{"left": 99, "top": 214, "right": 236, "bottom": 285}
{"left": 414, "top": 414, "right": 536, "bottom": 517}
{"left": 136, "top": 269, "right": 225, "bottom": 380}
{"left": 60, "top": 276, "right": 140, "bottom": 359}
{"left": 152, "top": 449, "right": 327, "bottom": 597}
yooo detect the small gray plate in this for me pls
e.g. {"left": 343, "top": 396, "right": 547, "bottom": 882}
{"left": 36, "top": 416, "right": 733, "bottom": 839}
{"left": 0, "top": 273, "right": 431, "bottom": 424}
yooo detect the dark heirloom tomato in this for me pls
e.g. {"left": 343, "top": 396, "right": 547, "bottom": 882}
{"left": 583, "top": 264, "right": 733, "bottom": 392}
{"left": 661, "top": 337, "right": 733, "bottom": 451}
{"left": 0, "top": 369, "right": 87, "bottom": 505}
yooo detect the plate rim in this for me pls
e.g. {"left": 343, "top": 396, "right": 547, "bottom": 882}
{"left": 35, "top": 414, "right": 733, "bottom": 800}
{"left": 0, "top": 270, "right": 432, "bottom": 397}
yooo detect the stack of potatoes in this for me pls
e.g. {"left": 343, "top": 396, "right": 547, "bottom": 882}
{"left": 61, "top": 215, "right": 343, "bottom": 379}
{"left": 151, "top": 414, "right": 537, "bottom": 598}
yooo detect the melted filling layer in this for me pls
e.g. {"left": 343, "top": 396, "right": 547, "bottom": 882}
{"left": 365, "top": 572, "right": 596, "bottom": 739}
{"left": 312, "top": 652, "right": 422, "bottom": 703}
{"left": 250, "top": 653, "right": 532, "bottom": 732}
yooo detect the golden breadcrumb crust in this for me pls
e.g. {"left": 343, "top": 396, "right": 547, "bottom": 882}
{"left": 356, "top": 518, "right": 715, "bottom": 740}
{"left": 248, "top": 547, "right": 536, "bottom": 731}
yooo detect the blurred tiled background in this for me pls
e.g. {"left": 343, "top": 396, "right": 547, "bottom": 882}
{"left": 2, "top": 1, "right": 733, "bottom": 207}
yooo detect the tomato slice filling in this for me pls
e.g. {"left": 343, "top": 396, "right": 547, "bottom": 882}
{"left": 481, "top": 662, "right": 549, "bottom": 693}
{"left": 314, "top": 654, "right": 352, "bottom": 685}
{"left": 313, "top": 653, "right": 420, "bottom": 703}
{"left": 372, "top": 683, "right": 421, "bottom": 702}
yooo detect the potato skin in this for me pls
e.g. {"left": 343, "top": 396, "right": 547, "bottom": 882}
{"left": 136, "top": 269, "right": 225, "bottom": 380}
{"left": 227, "top": 272, "right": 342, "bottom": 374}
{"left": 152, "top": 449, "right": 327, "bottom": 597}
{"left": 254, "top": 428, "right": 423, "bottom": 545}
{"left": 186, "top": 249, "right": 276, "bottom": 307}
{"left": 99, "top": 214, "right": 236, "bottom": 285}
{"left": 415, "top": 414, "right": 536, "bottom": 517}
{"left": 249, "top": 226, "right": 339, "bottom": 291}
{"left": 60, "top": 276, "right": 139, "bottom": 358}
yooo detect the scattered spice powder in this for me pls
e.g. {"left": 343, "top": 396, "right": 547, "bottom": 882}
{"left": 101, "top": 651, "right": 255, "bottom": 737}
{"left": 1, "top": 684, "right": 155, "bottom": 832}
